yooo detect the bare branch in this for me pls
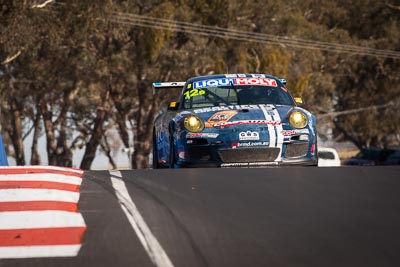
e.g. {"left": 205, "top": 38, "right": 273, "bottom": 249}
{"left": 1, "top": 50, "right": 22, "bottom": 65}
{"left": 31, "top": 0, "right": 55, "bottom": 9}
{"left": 385, "top": 1, "right": 400, "bottom": 11}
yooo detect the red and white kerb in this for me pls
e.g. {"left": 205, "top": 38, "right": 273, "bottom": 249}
{"left": 0, "top": 166, "right": 86, "bottom": 259}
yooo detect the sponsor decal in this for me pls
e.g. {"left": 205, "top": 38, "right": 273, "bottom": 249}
{"left": 193, "top": 106, "right": 231, "bottom": 113}
{"left": 209, "top": 112, "right": 234, "bottom": 121}
{"left": 193, "top": 78, "right": 277, "bottom": 89}
{"left": 281, "top": 130, "right": 297, "bottom": 135}
{"left": 205, "top": 110, "right": 237, "bottom": 128}
{"left": 225, "top": 74, "right": 247, "bottom": 78}
{"left": 183, "top": 89, "right": 206, "bottom": 99}
{"left": 224, "top": 74, "right": 267, "bottom": 78}
{"left": 238, "top": 104, "right": 265, "bottom": 110}
{"left": 213, "top": 120, "right": 281, "bottom": 128}
{"left": 310, "top": 143, "right": 315, "bottom": 155}
{"left": 239, "top": 131, "right": 260, "bottom": 141}
{"left": 234, "top": 77, "right": 277, "bottom": 86}
{"left": 264, "top": 110, "right": 275, "bottom": 116}
{"left": 221, "top": 162, "right": 278, "bottom": 167}
{"left": 250, "top": 74, "right": 266, "bottom": 78}
{"left": 193, "top": 78, "right": 232, "bottom": 89}
{"left": 193, "top": 105, "right": 262, "bottom": 114}
{"left": 231, "top": 141, "right": 269, "bottom": 148}
{"left": 281, "top": 129, "right": 309, "bottom": 135}
{"left": 186, "top": 133, "right": 219, "bottom": 138}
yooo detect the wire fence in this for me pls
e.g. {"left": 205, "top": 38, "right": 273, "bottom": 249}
{"left": 111, "top": 12, "right": 400, "bottom": 60}
{"left": 110, "top": 12, "right": 400, "bottom": 118}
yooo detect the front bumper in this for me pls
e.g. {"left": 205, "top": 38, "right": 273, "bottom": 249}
{"left": 176, "top": 141, "right": 317, "bottom": 167}
{"left": 220, "top": 158, "right": 318, "bottom": 167}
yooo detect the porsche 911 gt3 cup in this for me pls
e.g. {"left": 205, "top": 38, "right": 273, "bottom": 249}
{"left": 152, "top": 74, "right": 318, "bottom": 168}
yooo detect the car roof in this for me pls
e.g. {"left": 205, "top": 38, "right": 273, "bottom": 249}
{"left": 186, "top": 74, "right": 279, "bottom": 83}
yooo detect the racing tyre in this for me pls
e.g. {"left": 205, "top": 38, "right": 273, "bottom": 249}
{"left": 152, "top": 131, "right": 160, "bottom": 169}
{"left": 314, "top": 141, "right": 319, "bottom": 167}
{"left": 169, "top": 136, "right": 177, "bottom": 168}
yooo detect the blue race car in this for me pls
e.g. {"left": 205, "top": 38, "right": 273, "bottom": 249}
{"left": 152, "top": 74, "right": 318, "bottom": 168}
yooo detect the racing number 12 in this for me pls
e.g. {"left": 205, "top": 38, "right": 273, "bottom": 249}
{"left": 184, "top": 89, "right": 205, "bottom": 99}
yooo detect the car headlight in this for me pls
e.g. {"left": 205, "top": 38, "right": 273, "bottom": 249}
{"left": 184, "top": 115, "right": 204, "bottom": 133}
{"left": 289, "top": 111, "right": 308, "bottom": 129}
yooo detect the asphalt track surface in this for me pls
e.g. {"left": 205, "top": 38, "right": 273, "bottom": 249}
{"left": 1, "top": 166, "right": 400, "bottom": 267}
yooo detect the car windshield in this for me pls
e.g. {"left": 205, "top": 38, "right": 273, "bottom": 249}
{"left": 182, "top": 78, "right": 295, "bottom": 109}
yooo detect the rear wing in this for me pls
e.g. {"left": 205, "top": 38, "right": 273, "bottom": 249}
{"left": 152, "top": 82, "right": 185, "bottom": 95}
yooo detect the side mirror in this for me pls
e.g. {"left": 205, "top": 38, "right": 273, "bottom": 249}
{"left": 279, "top": 78, "right": 287, "bottom": 86}
{"left": 167, "top": 101, "right": 179, "bottom": 111}
{"left": 294, "top": 97, "right": 305, "bottom": 106}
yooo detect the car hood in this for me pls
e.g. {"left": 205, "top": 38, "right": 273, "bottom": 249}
{"left": 178, "top": 104, "right": 303, "bottom": 128}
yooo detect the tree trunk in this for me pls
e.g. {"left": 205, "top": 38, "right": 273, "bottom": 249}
{"left": 132, "top": 81, "right": 158, "bottom": 169}
{"left": 55, "top": 122, "right": 73, "bottom": 167}
{"left": 30, "top": 105, "right": 41, "bottom": 165}
{"left": 80, "top": 85, "right": 110, "bottom": 170}
{"left": 7, "top": 80, "right": 25, "bottom": 165}
{"left": 100, "top": 140, "right": 117, "bottom": 169}
{"left": 41, "top": 100, "right": 57, "bottom": 166}
{"left": 9, "top": 98, "right": 25, "bottom": 165}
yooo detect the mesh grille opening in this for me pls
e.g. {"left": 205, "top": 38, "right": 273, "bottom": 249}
{"left": 285, "top": 143, "right": 309, "bottom": 158}
{"left": 218, "top": 148, "right": 280, "bottom": 163}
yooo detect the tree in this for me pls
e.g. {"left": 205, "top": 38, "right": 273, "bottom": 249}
{"left": 331, "top": 1, "right": 400, "bottom": 148}
{"left": 1, "top": 0, "right": 399, "bottom": 169}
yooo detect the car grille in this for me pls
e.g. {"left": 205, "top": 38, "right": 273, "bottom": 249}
{"left": 218, "top": 148, "right": 280, "bottom": 163}
{"left": 285, "top": 143, "right": 309, "bottom": 158}
{"left": 188, "top": 146, "right": 213, "bottom": 161}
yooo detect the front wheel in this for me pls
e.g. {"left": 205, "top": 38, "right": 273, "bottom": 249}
{"left": 152, "top": 131, "right": 160, "bottom": 169}
{"left": 169, "top": 137, "right": 176, "bottom": 168}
